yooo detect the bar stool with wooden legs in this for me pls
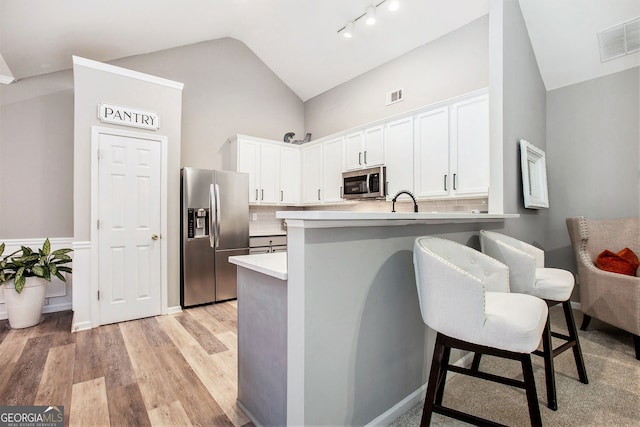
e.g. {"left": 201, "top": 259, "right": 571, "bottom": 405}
{"left": 413, "top": 236, "right": 548, "bottom": 427}
{"left": 478, "top": 230, "right": 589, "bottom": 411}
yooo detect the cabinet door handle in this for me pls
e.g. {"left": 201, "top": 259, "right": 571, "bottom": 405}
{"left": 255, "top": 189, "right": 258, "bottom": 201}
{"left": 261, "top": 189, "right": 264, "bottom": 200}
{"left": 318, "top": 189, "right": 321, "bottom": 200}
{"left": 364, "top": 150, "right": 367, "bottom": 164}
{"left": 453, "top": 173, "right": 457, "bottom": 191}
{"left": 444, "top": 175, "right": 447, "bottom": 191}
{"left": 359, "top": 152, "right": 362, "bottom": 165}
{"left": 280, "top": 190, "right": 283, "bottom": 202}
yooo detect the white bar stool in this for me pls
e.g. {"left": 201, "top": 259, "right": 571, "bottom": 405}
{"left": 479, "top": 230, "right": 589, "bottom": 411}
{"left": 413, "top": 236, "right": 548, "bottom": 426}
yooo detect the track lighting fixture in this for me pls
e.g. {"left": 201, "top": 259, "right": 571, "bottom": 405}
{"left": 337, "top": 0, "right": 400, "bottom": 38}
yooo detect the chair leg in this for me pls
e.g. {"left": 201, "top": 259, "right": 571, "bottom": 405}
{"left": 521, "top": 353, "right": 543, "bottom": 427}
{"left": 434, "top": 345, "right": 451, "bottom": 405}
{"left": 540, "top": 315, "right": 558, "bottom": 411}
{"left": 580, "top": 314, "right": 591, "bottom": 331}
{"left": 421, "top": 333, "right": 446, "bottom": 427}
{"left": 633, "top": 335, "right": 640, "bottom": 361}
{"left": 562, "top": 301, "right": 588, "bottom": 384}
{"left": 470, "top": 352, "right": 482, "bottom": 372}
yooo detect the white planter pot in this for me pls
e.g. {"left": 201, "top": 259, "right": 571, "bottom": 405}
{"left": 3, "top": 277, "right": 47, "bottom": 329}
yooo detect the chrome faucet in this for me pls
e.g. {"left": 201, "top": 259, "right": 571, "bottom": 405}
{"left": 391, "top": 190, "right": 418, "bottom": 213}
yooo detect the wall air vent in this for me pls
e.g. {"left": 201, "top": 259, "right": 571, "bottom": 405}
{"left": 386, "top": 88, "right": 403, "bottom": 106}
{"left": 598, "top": 17, "right": 640, "bottom": 62}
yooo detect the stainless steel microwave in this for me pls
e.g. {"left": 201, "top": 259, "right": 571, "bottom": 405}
{"left": 342, "top": 166, "right": 386, "bottom": 200}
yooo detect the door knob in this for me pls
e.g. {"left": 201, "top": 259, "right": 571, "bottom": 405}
{"left": 151, "top": 234, "right": 159, "bottom": 241}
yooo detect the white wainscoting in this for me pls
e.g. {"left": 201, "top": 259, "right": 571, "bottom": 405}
{"left": 71, "top": 241, "right": 92, "bottom": 331}
{"left": 0, "top": 237, "right": 74, "bottom": 320}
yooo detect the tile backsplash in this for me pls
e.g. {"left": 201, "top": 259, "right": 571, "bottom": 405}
{"left": 249, "top": 197, "right": 488, "bottom": 236}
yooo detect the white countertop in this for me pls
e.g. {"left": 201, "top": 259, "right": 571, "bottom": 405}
{"left": 229, "top": 252, "right": 287, "bottom": 280}
{"left": 276, "top": 211, "right": 518, "bottom": 228}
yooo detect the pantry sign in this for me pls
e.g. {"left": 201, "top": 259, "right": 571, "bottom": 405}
{"left": 98, "top": 103, "right": 159, "bottom": 130}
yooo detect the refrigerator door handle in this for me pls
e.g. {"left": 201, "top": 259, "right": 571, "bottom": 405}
{"left": 209, "top": 184, "right": 217, "bottom": 248}
{"left": 214, "top": 183, "right": 221, "bottom": 248}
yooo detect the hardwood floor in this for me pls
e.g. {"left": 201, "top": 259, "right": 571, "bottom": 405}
{"left": 0, "top": 301, "right": 253, "bottom": 427}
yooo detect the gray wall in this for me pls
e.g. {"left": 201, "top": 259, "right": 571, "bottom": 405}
{"left": 545, "top": 67, "right": 640, "bottom": 273}
{"left": 0, "top": 72, "right": 74, "bottom": 238}
{"left": 73, "top": 61, "right": 183, "bottom": 306}
{"left": 0, "top": 38, "right": 304, "bottom": 240}
{"left": 112, "top": 38, "right": 304, "bottom": 170}
{"left": 304, "top": 16, "right": 489, "bottom": 138}
{"left": 499, "top": 0, "right": 548, "bottom": 245}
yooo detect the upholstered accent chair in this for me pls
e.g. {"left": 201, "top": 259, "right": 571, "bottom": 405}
{"left": 413, "top": 236, "right": 548, "bottom": 426}
{"left": 566, "top": 216, "right": 640, "bottom": 360}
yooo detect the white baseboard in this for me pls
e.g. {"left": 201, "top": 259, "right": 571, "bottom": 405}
{"left": 237, "top": 400, "right": 262, "bottom": 427}
{"left": 166, "top": 305, "right": 183, "bottom": 315}
{"left": 366, "top": 383, "right": 427, "bottom": 426}
{"left": 42, "top": 302, "right": 72, "bottom": 314}
{"left": 72, "top": 320, "right": 93, "bottom": 332}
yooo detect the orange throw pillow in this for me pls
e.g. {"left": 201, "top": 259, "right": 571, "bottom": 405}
{"left": 596, "top": 248, "right": 640, "bottom": 276}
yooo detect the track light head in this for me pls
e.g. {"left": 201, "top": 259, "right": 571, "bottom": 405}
{"left": 343, "top": 21, "right": 354, "bottom": 38}
{"left": 365, "top": 5, "right": 376, "bottom": 25}
{"left": 388, "top": 0, "right": 400, "bottom": 12}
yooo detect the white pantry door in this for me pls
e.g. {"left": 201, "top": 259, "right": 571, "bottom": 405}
{"left": 97, "top": 132, "right": 162, "bottom": 325}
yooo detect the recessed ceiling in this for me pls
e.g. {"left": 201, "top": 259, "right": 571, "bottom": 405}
{"left": 0, "top": 0, "right": 638, "bottom": 100}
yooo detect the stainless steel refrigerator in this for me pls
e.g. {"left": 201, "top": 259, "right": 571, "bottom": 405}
{"left": 181, "top": 168, "right": 249, "bottom": 307}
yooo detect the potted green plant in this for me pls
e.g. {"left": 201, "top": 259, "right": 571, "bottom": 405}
{"left": 0, "top": 239, "right": 72, "bottom": 328}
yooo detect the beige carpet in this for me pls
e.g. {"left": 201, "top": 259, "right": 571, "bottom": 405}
{"left": 390, "top": 306, "right": 640, "bottom": 426}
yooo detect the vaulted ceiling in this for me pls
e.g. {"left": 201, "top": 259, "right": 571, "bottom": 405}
{"left": 0, "top": 0, "right": 638, "bottom": 100}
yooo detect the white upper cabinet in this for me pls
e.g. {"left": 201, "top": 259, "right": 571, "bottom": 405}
{"left": 236, "top": 138, "right": 261, "bottom": 203}
{"left": 385, "top": 116, "right": 414, "bottom": 198}
{"left": 225, "top": 89, "right": 488, "bottom": 206}
{"left": 345, "top": 125, "right": 384, "bottom": 170}
{"left": 450, "top": 93, "right": 489, "bottom": 196}
{"left": 259, "top": 144, "right": 280, "bottom": 204}
{"left": 322, "top": 137, "right": 345, "bottom": 202}
{"left": 414, "top": 107, "right": 450, "bottom": 198}
{"left": 279, "top": 146, "right": 300, "bottom": 204}
{"left": 301, "top": 144, "right": 323, "bottom": 204}
{"left": 414, "top": 92, "right": 489, "bottom": 198}
{"left": 226, "top": 135, "right": 300, "bottom": 205}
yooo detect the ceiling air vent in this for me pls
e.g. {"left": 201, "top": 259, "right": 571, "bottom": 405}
{"left": 598, "top": 17, "right": 640, "bottom": 62}
{"left": 386, "top": 88, "right": 403, "bottom": 106}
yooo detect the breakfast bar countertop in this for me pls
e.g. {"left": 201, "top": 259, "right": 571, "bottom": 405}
{"left": 275, "top": 210, "right": 518, "bottom": 228}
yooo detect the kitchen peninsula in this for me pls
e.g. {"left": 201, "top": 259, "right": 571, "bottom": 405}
{"left": 230, "top": 211, "right": 517, "bottom": 426}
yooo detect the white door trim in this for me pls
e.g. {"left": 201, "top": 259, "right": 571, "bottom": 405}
{"left": 90, "top": 126, "right": 168, "bottom": 327}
